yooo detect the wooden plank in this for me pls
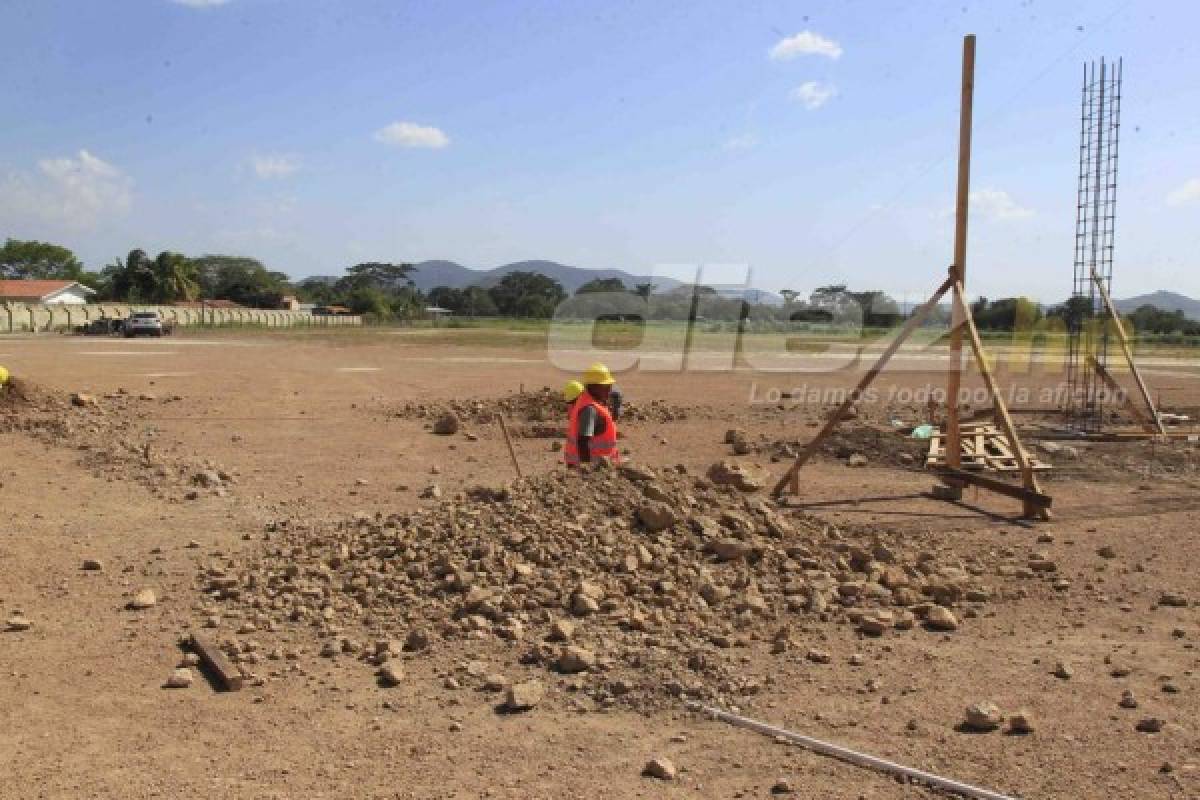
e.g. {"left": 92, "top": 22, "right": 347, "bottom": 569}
{"left": 951, "top": 283, "right": 1050, "bottom": 519}
{"left": 497, "top": 415, "right": 524, "bottom": 479}
{"left": 935, "top": 467, "right": 1053, "bottom": 509}
{"left": 188, "top": 633, "right": 244, "bottom": 691}
{"left": 944, "top": 34, "right": 978, "bottom": 471}
{"left": 1087, "top": 354, "right": 1157, "bottom": 432}
{"left": 1090, "top": 267, "right": 1165, "bottom": 434}
{"left": 772, "top": 275, "right": 955, "bottom": 496}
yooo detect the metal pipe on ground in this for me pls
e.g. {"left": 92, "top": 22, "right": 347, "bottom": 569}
{"left": 689, "top": 703, "right": 1019, "bottom": 800}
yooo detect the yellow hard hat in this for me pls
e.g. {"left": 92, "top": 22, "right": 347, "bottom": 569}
{"left": 0, "top": 365, "right": 8, "bottom": 386}
{"left": 582, "top": 362, "right": 615, "bottom": 386}
{"left": 563, "top": 380, "right": 584, "bottom": 402}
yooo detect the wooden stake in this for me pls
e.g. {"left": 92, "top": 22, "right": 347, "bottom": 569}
{"left": 951, "top": 283, "right": 1049, "bottom": 519}
{"left": 773, "top": 276, "right": 954, "bottom": 497}
{"left": 1089, "top": 267, "right": 1165, "bottom": 434}
{"left": 497, "top": 415, "right": 523, "bottom": 480}
{"left": 188, "top": 633, "right": 244, "bottom": 691}
{"left": 945, "top": 34, "right": 977, "bottom": 470}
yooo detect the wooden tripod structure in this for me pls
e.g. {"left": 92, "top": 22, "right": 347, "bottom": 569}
{"left": 772, "top": 35, "right": 1052, "bottom": 520}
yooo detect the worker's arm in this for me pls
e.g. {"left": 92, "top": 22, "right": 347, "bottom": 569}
{"left": 576, "top": 405, "right": 597, "bottom": 463}
{"left": 609, "top": 386, "right": 623, "bottom": 421}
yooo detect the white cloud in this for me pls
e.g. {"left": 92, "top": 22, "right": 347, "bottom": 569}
{"left": 0, "top": 149, "right": 133, "bottom": 230}
{"left": 250, "top": 154, "right": 300, "bottom": 179}
{"left": 373, "top": 121, "right": 450, "bottom": 149}
{"left": 1166, "top": 178, "right": 1200, "bottom": 207}
{"left": 723, "top": 134, "right": 758, "bottom": 151}
{"left": 791, "top": 81, "right": 837, "bottom": 110}
{"left": 769, "top": 31, "right": 843, "bottom": 61}
{"left": 170, "top": 0, "right": 232, "bottom": 7}
{"left": 970, "top": 188, "right": 1034, "bottom": 221}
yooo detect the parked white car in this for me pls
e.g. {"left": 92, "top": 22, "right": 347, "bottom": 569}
{"left": 124, "top": 311, "right": 165, "bottom": 337}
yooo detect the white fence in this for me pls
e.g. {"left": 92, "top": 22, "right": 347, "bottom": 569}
{"left": 0, "top": 302, "right": 362, "bottom": 333}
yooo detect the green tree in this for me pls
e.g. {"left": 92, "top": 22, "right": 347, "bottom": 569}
{"left": 150, "top": 251, "right": 200, "bottom": 303}
{"left": 191, "top": 254, "right": 291, "bottom": 307}
{"left": 101, "top": 249, "right": 157, "bottom": 302}
{"left": 632, "top": 282, "right": 657, "bottom": 300}
{"left": 336, "top": 262, "right": 415, "bottom": 293}
{"left": 575, "top": 277, "right": 627, "bottom": 295}
{"left": 488, "top": 271, "right": 566, "bottom": 317}
{"left": 0, "top": 238, "right": 86, "bottom": 280}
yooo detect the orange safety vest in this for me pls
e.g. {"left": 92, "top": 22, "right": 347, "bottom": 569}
{"left": 564, "top": 394, "right": 619, "bottom": 465}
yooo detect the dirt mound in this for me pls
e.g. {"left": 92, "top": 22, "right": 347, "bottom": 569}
{"left": 392, "top": 388, "right": 704, "bottom": 427}
{"left": 193, "top": 460, "right": 1029, "bottom": 711}
{"left": 0, "top": 379, "right": 239, "bottom": 501}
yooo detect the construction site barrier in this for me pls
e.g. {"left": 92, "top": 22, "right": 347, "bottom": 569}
{"left": 0, "top": 303, "right": 363, "bottom": 334}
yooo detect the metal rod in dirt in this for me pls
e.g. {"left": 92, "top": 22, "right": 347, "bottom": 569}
{"left": 497, "top": 415, "right": 523, "bottom": 480}
{"left": 690, "top": 703, "right": 1018, "bottom": 800}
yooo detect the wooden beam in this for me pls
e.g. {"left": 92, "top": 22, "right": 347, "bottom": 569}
{"left": 950, "top": 283, "right": 1050, "bottom": 519}
{"left": 945, "top": 34, "right": 977, "bottom": 470}
{"left": 934, "top": 467, "right": 1053, "bottom": 509}
{"left": 1089, "top": 267, "right": 1165, "bottom": 434}
{"left": 497, "top": 415, "right": 524, "bottom": 479}
{"left": 188, "top": 633, "right": 244, "bottom": 691}
{"left": 772, "top": 276, "right": 954, "bottom": 497}
{"left": 1086, "top": 354, "right": 1157, "bottom": 431}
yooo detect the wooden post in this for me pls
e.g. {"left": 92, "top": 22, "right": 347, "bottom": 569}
{"left": 497, "top": 415, "right": 523, "bottom": 480}
{"left": 945, "top": 34, "right": 977, "bottom": 469}
{"left": 773, "top": 276, "right": 954, "bottom": 497}
{"left": 950, "top": 283, "right": 1049, "bottom": 519}
{"left": 1089, "top": 267, "right": 1165, "bottom": 434}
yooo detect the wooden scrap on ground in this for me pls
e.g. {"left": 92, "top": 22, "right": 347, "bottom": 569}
{"left": 187, "top": 633, "right": 244, "bottom": 691}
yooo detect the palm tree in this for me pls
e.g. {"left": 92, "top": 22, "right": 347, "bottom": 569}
{"left": 151, "top": 251, "right": 200, "bottom": 303}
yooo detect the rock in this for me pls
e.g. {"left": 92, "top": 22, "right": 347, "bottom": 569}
{"left": 1159, "top": 592, "right": 1188, "bottom": 608}
{"left": 638, "top": 502, "right": 676, "bottom": 532}
{"left": 963, "top": 701, "right": 1003, "bottom": 732}
{"left": 557, "top": 646, "right": 596, "bottom": 674}
{"left": 548, "top": 619, "right": 575, "bottom": 641}
{"left": 732, "top": 438, "right": 753, "bottom": 455}
{"left": 1007, "top": 710, "right": 1035, "bottom": 734}
{"left": 81, "top": 559, "right": 103, "bottom": 571}
{"left": 571, "top": 593, "right": 600, "bottom": 616}
{"left": 724, "top": 429, "right": 747, "bottom": 444}
{"left": 483, "top": 674, "right": 506, "bottom": 691}
{"left": 1136, "top": 717, "right": 1165, "bottom": 734}
{"left": 128, "top": 588, "right": 157, "bottom": 610}
{"left": 164, "top": 667, "right": 193, "bottom": 688}
{"left": 708, "top": 538, "right": 750, "bottom": 562}
{"left": 192, "top": 470, "right": 222, "bottom": 488}
{"left": 847, "top": 453, "right": 869, "bottom": 468}
{"left": 433, "top": 413, "right": 460, "bottom": 435}
{"left": 504, "top": 680, "right": 544, "bottom": 711}
{"left": 420, "top": 484, "right": 442, "bottom": 500}
{"left": 5, "top": 614, "right": 32, "bottom": 632}
{"left": 379, "top": 663, "right": 404, "bottom": 687}
{"left": 1097, "top": 545, "right": 1117, "bottom": 559}
{"left": 706, "top": 460, "right": 765, "bottom": 492}
{"left": 925, "top": 605, "right": 958, "bottom": 632}
{"left": 1119, "top": 690, "right": 1138, "bottom": 709}
{"left": 642, "top": 757, "right": 677, "bottom": 780}
{"left": 404, "top": 628, "right": 431, "bottom": 652}
{"left": 771, "top": 779, "right": 795, "bottom": 794}
{"left": 70, "top": 392, "right": 97, "bottom": 408}
{"left": 1053, "top": 661, "right": 1073, "bottom": 680}
{"left": 806, "top": 649, "right": 831, "bottom": 665}
{"left": 859, "top": 614, "right": 891, "bottom": 637}
{"left": 181, "top": 653, "right": 201, "bottom": 668}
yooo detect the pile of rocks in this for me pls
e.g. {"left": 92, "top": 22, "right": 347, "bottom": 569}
{"left": 393, "top": 388, "right": 703, "bottom": 427}
{"left": 192, "top": 459, "right": 1014, "bottom": 710}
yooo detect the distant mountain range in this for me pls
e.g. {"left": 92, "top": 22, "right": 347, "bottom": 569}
{"left": 406, "top": 260, "right": 683, "bottom": 295}
{"left": 1113, "top": 290, "right": 1200, "bottom": 320}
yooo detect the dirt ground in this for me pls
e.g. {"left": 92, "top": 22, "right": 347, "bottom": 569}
{"left": 2, "top": 328, "right": 1199, "bottom": 799}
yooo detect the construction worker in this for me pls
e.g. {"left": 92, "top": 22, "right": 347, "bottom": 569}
{"left": 564, "top": 363, "right": 621, "bottom": 466}
{"left": 562, "top": 379, "right": 584, "bottom": 407}
{"left": 0, "top": 365, "right": 8, "bottom": 387}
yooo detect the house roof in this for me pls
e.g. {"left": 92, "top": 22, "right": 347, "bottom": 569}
{"left": 0, "top": 279, "right": 95, "bottom": 300}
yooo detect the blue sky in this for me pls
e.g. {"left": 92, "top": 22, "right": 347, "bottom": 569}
{"left": 1, "top": 0, "right": 1197, "bottom": 302}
